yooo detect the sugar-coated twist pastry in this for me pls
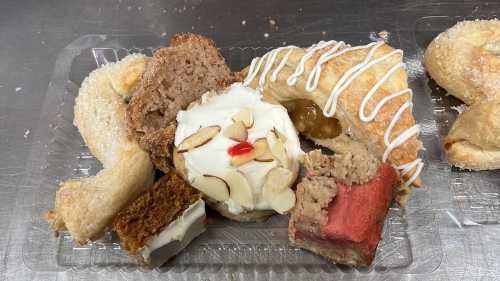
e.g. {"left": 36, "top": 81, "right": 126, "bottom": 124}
{"left": 46, "top": 54, "right": 154, "bottom": 244}
{"left": 425, "top": 20, "right": 500, "bottom": 170}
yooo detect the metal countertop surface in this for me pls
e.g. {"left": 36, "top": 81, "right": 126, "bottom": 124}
{"left": 0, "top": 1, "right": 496, "bottom": 280}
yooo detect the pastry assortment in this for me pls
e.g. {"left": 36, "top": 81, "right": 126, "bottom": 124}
{"left": 45, "top": 33, "right": 423, "bottom": 267}
{"left": 44, "top": 18, "right": 499, "bottom": 268}
{"left": 240, "top": 40, "right": 423, "bottom": 263}
{"left": 424, "top": 20, "right": 500, "bottom": 170}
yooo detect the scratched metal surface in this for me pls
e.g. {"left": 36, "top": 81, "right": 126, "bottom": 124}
{"left": 1, "top": 1, "right": 500, "bottom": 280}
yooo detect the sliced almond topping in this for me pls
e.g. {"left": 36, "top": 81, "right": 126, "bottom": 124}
{"left": 187, "top": 100, "right": 200, "bottom": 110}
{"left": 223, "top": 121, "right": 248, "bottom": 142}
{"left": 253, "top": 138, "right": 269, "bottom": 157}
{"left": 177, "top": 125, "right": 221, "bottom": 153}
{"left": 262, "top": 167, "right": 294, "bottom": 197}
{"left": 225, "top": 170, "right": 254, "bottom": 209}
{"left": 192, "top": 174, "right": 230, "bottom": 202}
{"left": 230, "top": 151, "right": 257, "bottom": 167}
{"left": 266, "top": 131, "right": 289, "bottom": 168}
{"left": 271, "top": 127, "right": 288, "bottom": 142}
{"left": 232, "top": 108, "right": 254, "bottom": 128}
{"left": 255, "top": 150, "right": 274, "bottom": 162}
{"left": 230, "top": 138, "right": 269, "bottom": 167}
{"left": 270, "top": 188, "right": 296, "bottom": 214}
{"left": 173, "top": 147, "right": 188, "bottom": 179}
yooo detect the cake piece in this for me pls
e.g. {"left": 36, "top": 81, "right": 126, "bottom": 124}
{"left": 127, "top": 32, "right": 235, "bottom": 173}
{"left": 113, "top": 172, "right": 206, "bottom": 268}
{"left": 289, "top": 148, "right": 398, "bottom": 267}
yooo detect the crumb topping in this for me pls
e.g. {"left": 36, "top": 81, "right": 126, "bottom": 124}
{"left": 292, "top": 148, "right": 380, "bottom": 233}
{"left": 305, "top": 147, "right": 380, "bottom": 186}
{"left": 293, "top": 176, "right": 337, "bottom": 234}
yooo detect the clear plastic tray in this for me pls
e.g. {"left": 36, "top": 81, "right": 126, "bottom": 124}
{"left": 19, "top": 3, "right": 500, "bottom": 279}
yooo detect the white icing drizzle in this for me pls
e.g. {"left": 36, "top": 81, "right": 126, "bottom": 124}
{"left": 244, "top": 46, "right": 298, "bottom": 89}
{"left": 305, "top": 41, "right": 345, "bottom": 92}
{"left": 270, "top": 47, "right": 296, "bottom": 82}
{"left": 287, "top": 40, "right": 338, "bottom": 86}
{"left": 243, "top": 40, "right": 424, "bottom": 187}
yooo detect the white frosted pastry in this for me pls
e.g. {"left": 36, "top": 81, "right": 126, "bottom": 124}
{"left": 174, "top": 83, "right": 304, "bottom": 219}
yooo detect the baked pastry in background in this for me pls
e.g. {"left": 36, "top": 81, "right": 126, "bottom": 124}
{"left": 241, "top": 40, "right": 424, "bottom": 205}
{"left": 444, "top": 99, "right": 500, "bottom": 170}
{"left": 113, "top": 172, "right": 206, "bottom": 268}
{"left": 46, "top": 54, "right": 155, "bottom": 244}
{"left": 289, "top": 149, "right": 398, "bottom": 267}
{"left": 424, "top": 19, "right": 500, "bottom": 105}
{"left": 173, "top": 83, "right": 303, "bottom": 221}
{"left": 127, "top": 33, "right": 235, "bottom": 173}
{"left": 424, "top": 20, "right": 500, "bottom": 170}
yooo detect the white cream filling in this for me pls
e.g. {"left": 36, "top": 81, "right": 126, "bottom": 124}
{"left": 139, "top": 199, "right": 206, "bottom": 267}
{"left": 175, "top": 83, "right": 303, "bottom": 214}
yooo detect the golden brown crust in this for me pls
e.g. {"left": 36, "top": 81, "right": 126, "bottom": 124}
{"left": 444, "top": 99, "right": 500, "bottom": 170}
{"left": 50, "top": 150, "right": 154, "bottom": 244}
{"left": 126, "top": 33, "right": 234, "bottom": 173}
{"left": 113, "top": 172, "right": 201, "bottom": 255}
{"left": 242, "top": 43, "right": 421, "bottom": 190}
{"left": 424, "top": 20, "right": 500, "bottom": 105}
{"left": 45, "top": 54, "right": 155, "bottom": 244}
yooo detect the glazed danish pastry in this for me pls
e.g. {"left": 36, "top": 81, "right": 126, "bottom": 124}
{"left": 241, "top": 40, "right": 424, "bottom": 205}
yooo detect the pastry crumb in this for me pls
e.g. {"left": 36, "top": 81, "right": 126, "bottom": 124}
{"left": 378, "top": 30, "right": 390, "bottom": 41}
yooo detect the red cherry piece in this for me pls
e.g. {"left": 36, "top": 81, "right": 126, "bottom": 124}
{"left": 228, "top": 141, "right": 254, "bottom": 156}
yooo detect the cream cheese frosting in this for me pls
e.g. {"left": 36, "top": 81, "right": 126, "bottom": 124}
{"left": 174, "top": 83, "right": 303, "bottom": 215}
{"left": 139, "top": 199, "right": 206, "bottom": 267}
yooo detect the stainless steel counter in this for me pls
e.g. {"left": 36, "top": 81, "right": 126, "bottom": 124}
{"left": 0, "top": 0, "right": 497, "bottom": 280}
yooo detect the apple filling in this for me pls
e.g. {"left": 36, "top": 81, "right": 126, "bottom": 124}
{"left": 282, "top": 99, "right": 341, "bottom": 139}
